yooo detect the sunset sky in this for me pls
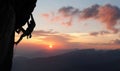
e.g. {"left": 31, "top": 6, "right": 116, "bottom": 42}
{"left": 15, "top": 0, "right": 120, "bottom": 50}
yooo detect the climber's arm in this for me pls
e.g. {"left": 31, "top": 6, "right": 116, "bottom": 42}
{"left": 27, "top": 21, "right": 30, "bottom": 25}
{"left": 30, "top": 14, "right": 36, "bottom": 25}
{"left": 31, "top": 14, "right": 34, "bottom": 21}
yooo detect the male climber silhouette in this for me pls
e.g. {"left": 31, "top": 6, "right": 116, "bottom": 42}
{"left": 15, "top": 14, "right": 36, "bottom": 45}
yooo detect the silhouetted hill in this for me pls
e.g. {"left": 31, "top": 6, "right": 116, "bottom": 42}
{"left": 14, "top": 48, "right": 77, "bottom": 58}
{"left": 12, "top": 49, "right": 120, "bottom": 71}
{"left": 12, "top": 56, "right": 29, "bottom": 71}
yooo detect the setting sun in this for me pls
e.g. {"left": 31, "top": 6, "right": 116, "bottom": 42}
{"left": 49, "top": 44, "right": 53, "bottom": 49}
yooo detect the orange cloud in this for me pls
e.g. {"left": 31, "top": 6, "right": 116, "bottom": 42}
{"left": 15, "top": 30, "right": 81, "bottom": 49}
{"left": 33, "top": 30, "right": 58, "bottom": 36}
{"left": 40, "top": 34, "right": 81, "bottom": 49}
{"left": 15, "top": 30, "right": 120, "bottom": 50}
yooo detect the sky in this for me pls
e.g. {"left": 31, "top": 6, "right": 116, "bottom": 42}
{"left": 15, "top": 0, "right": 120, "bottom": 50}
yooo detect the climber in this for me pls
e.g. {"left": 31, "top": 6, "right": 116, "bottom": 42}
{"left": 15, "top": 14, "right": 36, "bottom": 45}
{"left": 16, "top": 27, "right": 25, "bottom": 34}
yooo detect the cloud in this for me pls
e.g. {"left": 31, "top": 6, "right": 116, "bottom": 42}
{"left": 41, "top": 13, "right": 50, "bottom": 19}
{"left": 41, "top": 13, "right": 55, "bottom": 23}
{"left": 41, "top": 4, "right": 120, "bottom": 33}
{"left": 42, "top": 35, "right": 70, "bottom": 43}
{"left": 96, "top": 4, "right": 120, "bottom": 33}
{"left": 89, "top": 31, "right": 111, "bottom": 36}
{"left": 80, "top": 4, "right": 120, "bottom": 33}
{"left": 33, "top": 30, "right": 58, "bottom": 36}
{"left": 111, "top": 39, "right": 120, "bottom": 44}
{"left": 41, "top": 6, "right": 80, "bottom": 26}
{"left": 58, "top": 6, "right": 80, "bottom": 17}
{"left": 80, "top": 4, "right": 99, "bottom": 19}
{"left": 32, "top": 30, "right": 81, "bottom": 48}
{"left": 99, "top": 31, "right": 111, "bottom": 35}
{"left": 41, "top": 34, "right": 81, "bottom": 48}
{"left": 89, "top": 32, "right": 99, "bottom": 36}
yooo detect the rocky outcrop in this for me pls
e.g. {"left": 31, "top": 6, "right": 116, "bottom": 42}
{"left": 0, "top": 0, "right": 37, "bottom": 71}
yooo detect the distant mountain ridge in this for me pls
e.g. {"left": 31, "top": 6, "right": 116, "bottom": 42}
{"left": 12, "top": 49, "right": 120, "bottom": 71}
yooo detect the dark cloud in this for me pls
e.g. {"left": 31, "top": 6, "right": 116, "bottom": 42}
{"left": 89, "top": 31, "right": 111, "bottom": 36}
{"left": 112, "top": 39, "right": 120, "bottom": 44}
{"left": 41, "top": 6, "right": 80, "bottom": 26}
{"left": 89, "top": 32, "right": 99, "bottom": 36}
{"left": 41, "top": 4, "right": 120, "bottom": 33}
{"left": 58, "top": 6, "right": 80, "bottom": 17}
{"left": 80, "top": 4, "right": 99, "bottom": 19}
{"left": 80, "top": 4, "right": 120, "bottom": 33}
{"left": 99, "top": 31, "right": 111, "bottom": 35}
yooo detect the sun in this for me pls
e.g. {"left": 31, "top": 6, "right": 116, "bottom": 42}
{"left": 49, "top": 44, "right": 53, "bottom": 49}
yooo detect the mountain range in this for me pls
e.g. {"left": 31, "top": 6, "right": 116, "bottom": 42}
{"left": 12, "top": 49, "right": 120, "bottom": 71}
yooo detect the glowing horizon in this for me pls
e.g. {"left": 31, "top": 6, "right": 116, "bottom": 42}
{"left": 15, "top": 0, "right": 120, "bottom": 50}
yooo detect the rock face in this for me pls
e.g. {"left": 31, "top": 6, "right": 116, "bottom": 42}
{"left": 0, "top": 0, "right": 37, "bottom": 71}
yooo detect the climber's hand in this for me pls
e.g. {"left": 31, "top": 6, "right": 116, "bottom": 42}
{"left": 27, "top": 34, "right": 32, "bottom": 39}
